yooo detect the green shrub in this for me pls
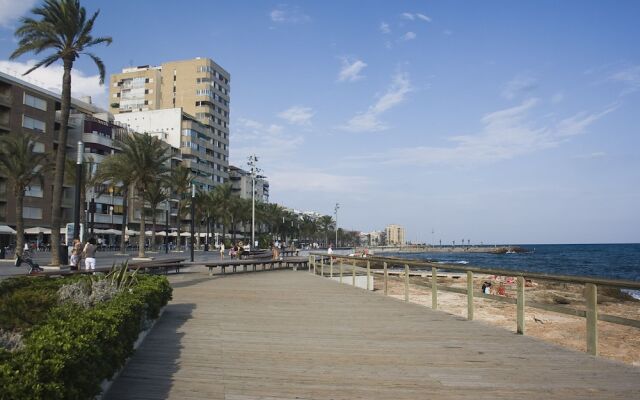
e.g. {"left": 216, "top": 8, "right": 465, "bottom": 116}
{"left": 0, "top": 275, "right": 172, "bottom": 400}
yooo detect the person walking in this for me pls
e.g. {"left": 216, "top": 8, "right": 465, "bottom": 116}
{"left": 219, "top": 242, "right": 225, "bottom": 260}
{"left": 83, "top": 237, "right": 97, "bottom": 271}
{"left": 70, "top": 239, "right": 82, "bottom": 270}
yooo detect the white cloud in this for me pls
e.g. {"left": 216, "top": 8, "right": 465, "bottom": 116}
{"left": 572, "top": 152, "right": 607, "bottom": 159}
{"left": 501, "top": 73, "right": 538, "bottom": 99}
{"left": 231, "top": 117, "right": 301, "bottom": 166}
{"left": 401, "top": 12, "right": 431, "bottom": 22}
{"left": 0, "top": 0, "right": 37, "bottom": 28}
{"left": 551, "top": 92, "right": 565, "bottom": 104}
{"left": 340, "top": 72, "right": 412, "bottom": 133}
{"left": 338, "top": 58, "right": 367, "bottom": 82}
{"left": 609, "top": 65, "right": 640, "bottom": 94}
{"left": 380, "top": 22, "right": 391, "bottom": 34}
{"left": 443, "top": 29, "right": 453, "bottom": 36}
{"left": 402, "top": 31, "right": 417, "bottom": 41}
{"left": 277, "top": 106, "right": 315, "bottom": 126}
{"left": 270, "top": 4, "right": 310, "bottom": 24}
{"left": 0, "top": 59, "right": 108, "bottom": 107}
{"left": 269, "top": 168, "right": 373, "bottom": 194}
{"left": 353, "top": 99, "right": 614, "bottom": 166}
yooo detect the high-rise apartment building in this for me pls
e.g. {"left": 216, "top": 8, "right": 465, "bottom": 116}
{"left": 385, "top": 224, "right": 405, "bottom": 246}
{"left": 228, "top": 165, "right": 269, "bottom": 202}
{"left": 109, "top": 57, "right": 230, "bottom": 187}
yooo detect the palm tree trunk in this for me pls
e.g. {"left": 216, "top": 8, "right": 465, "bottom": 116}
{"left": 176, "top": 202, "right": 183, "bottom": 250}
{"left": 120, "top": 188, "right": 128, "bottom": 254}
{"left": 152, "top": 212, "right": 157, "bottom": 251}
{"left": 15, "top": 189, "right": 25, "bottom": 257}
{"left": 138, "top": 195, "right": 146, "bottom": 257}
{"left": 49, "top": 59, "right": 73, "bottom": 266}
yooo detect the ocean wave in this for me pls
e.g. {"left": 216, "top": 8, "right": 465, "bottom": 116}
{"left": 621, "top": 289, "right": 640, "bottom": 301}
{"left": 436, "top": 260, "right": 469, "bottom": 265}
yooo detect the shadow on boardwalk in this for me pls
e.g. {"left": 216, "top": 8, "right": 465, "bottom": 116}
{"left": 105, "top": 303, "right": 195, "bottom": 399}
{"left": 105, "top": 270, "right": 640, "bottom": 399}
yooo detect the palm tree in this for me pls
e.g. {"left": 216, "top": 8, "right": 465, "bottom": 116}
{"left": 0, "top": 133, "right": 49, "bottom": 256}
{"left": 169, "top": 164, "right": 193, "bottom": 250}
{"left": 11, "top": 0, "right": 112, "bottom": 265}
{"left": 213, "top": 183, "right": 234, "bottom": 244}
{"left": 317, "top": 215, "right": 335, "bottom": 247}
{"left": 117, "top": 134, "right": 169, "bottom": 257}
{"left": 94, "top": 155, "right": 133, "bottom": 255}
{"left": 143, "top": 179, "right": 168, "bottom": 251}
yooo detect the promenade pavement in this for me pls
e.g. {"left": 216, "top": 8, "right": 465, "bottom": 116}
{"left": 105, "top": 269, "right": 640, "bottom": 399}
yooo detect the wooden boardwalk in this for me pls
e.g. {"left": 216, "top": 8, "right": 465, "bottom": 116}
{"left": 106, "top": 270, "right": 640, "bottom": 399}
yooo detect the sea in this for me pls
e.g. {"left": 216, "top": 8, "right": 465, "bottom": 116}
{"left": 386, "top": 243, "right": 640, "bottom": 299}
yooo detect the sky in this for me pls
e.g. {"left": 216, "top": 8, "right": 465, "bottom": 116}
{"left": 1, "top": 0, "right": 639, "bottom": 244}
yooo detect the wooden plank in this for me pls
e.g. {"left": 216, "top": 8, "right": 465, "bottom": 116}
{"left": 106, "top": 271, "right": 640, "bottom": 400}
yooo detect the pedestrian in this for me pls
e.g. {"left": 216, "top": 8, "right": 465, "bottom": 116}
{"left": 70, "top": 239, "right": 82, "bottom": 270}
{"left": 83, "top": 237, "right": 97, "bottom": 271}
{"left": 219, "top": 242, "right": 225, "bottom": 259}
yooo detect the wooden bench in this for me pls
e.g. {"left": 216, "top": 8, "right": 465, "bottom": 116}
{"left": 200, "top": 257, "right": 309, "bottom": 276}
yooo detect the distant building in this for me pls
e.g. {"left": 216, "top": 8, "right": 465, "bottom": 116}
{"left": 385, "top": 224, "right": 405, "bottom": 246}
{"left": 360, "top": 230, "right": 385, "bottom": 246}
{"left": 228, "top": 165, "right": 269, "bottom": 202}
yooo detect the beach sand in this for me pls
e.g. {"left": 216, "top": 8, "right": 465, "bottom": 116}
{"left": 375, "top": 274, "right": 640, "bottom": 366}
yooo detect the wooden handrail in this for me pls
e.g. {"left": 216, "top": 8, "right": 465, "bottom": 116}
{"left": 310, "top": 252, "right": 640, "bottom": 357}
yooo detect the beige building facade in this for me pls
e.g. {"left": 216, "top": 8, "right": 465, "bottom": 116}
{"left": 385, "top": 224, "right": 405, "bottom": 246}
{"left": 109, "top": 57, "right": 230, "bottom": 187}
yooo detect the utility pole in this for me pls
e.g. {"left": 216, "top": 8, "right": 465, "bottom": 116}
{"left": 190, "top": 183, "right": 195, "bottom": 262}
{"left": 334, "top": 202, "right": 340, "bottom": 248}
{"left": 248, "top": 154, "right": 259, "bottom": 249}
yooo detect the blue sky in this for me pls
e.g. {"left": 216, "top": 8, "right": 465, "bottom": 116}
{"left": 1, "top": 1, "right": 639, "bottom": 244}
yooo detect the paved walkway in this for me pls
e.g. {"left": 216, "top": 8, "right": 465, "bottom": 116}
{"left": 106, "top": 270, "right": 640, "bottom": 399}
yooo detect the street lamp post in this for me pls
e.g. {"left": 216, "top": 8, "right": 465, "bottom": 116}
{"left": 72, "top": 141, "right": 83, "bottom": 240}
{"left": 248, "top": 155, "right": 259, "bottom": 249}
{"left": 190, "top": 184, "right": 195, "bottom": 262}
{"left": 165, "top": 200, "right": 169, "bottom": 254}
{"left": 334, "top": 202, "right": 340, "bottom": 248}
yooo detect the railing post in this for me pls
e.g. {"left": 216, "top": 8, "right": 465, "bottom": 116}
{"left": 586, "top": 283, "right": 598, "bottom": 356}
{"left": 339, "top": 259, "right": 343, "bottom": 282}
{"left": 383, "top": 262, "right": 388, "bottom": 296}
{"left": 466, "top": 271, "right": 474, "bottom": 320}
{"left": 404, "top": 264, "right": 410, "bottom": 302}
{"left": 309, "top": 255, "right": 313, "bottom": 274}
{"left": 517, "top": 276, "right": 525, "bottom": 334}
{"left": 352, "top": 260, "right": 356, "bottom": 286}
{"left": 330, "top": 256, "right": 334, "bottom": 278}
{"left": 367, "top": 260, "right": 371, "bottom": 291}
{"left": 431, "top": 267, "right": 438, "bottom": 310}
{"left": 312, "top": 255, "right": 316, "bottom": 275}
{"left": 321, "top": 257, "right": 324, "bottom": 277}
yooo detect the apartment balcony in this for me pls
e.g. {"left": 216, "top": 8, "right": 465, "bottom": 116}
{"left": 93, "top": 213, "right": 123, "bottom": 225}
{"left": 55, "top": 110, "right": 79, "bottom": 128}
{"left": 83, "top": 132, "right": 114, "bottom": 148}
{"left": 0, "top": 92, "right": 11, "bottom": 107}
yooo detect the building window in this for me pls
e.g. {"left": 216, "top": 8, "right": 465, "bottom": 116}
{"left": 24, "top": 93, "right": 47, "bottom": 111}
{"left": 31, "top": 142, "right": 45, "bottom": 153}
{"left": 22, "top": 115, "right": 46, "bottom": 132}
{"left": 25, "top": 184, "right": 43, "bottom": 198}
{"left": 23, "top": 206, "right": 43, "bottom": 219}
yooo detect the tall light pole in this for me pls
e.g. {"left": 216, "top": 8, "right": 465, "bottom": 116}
{"left": 248, "top": 154, "right": 259, "bottom": 249}
{"left": 334, "top": 202, "right": 340, "bottom": 248}
{"left": 190, "top": 183, "right": 195, "bottom": 262}
{"left": 72, "top": 141, "right": 83, "bottom": 241}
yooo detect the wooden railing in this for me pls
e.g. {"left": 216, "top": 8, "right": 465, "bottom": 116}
{"left": 308, "top": 253, "right": 640, "bottom": 356}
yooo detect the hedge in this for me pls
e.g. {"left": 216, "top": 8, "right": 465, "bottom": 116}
{"left": 0, "top": 275, "right": 172, "bottom": 400}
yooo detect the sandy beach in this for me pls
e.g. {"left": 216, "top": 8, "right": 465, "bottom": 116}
{"left": 375, "top": 273, "right": 640, "bottom": 366}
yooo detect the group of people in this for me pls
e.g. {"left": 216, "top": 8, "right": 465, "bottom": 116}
{"left": 218, "top": 242, "right": 248, "bottom": 260}
{"left": 69, "top": 237, "right": 97, "bottom": 271}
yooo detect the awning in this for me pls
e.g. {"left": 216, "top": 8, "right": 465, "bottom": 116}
{"left": 102, "top": 228, "right": 122, "bottom": 235}
{"left": 24, "top": 227, "right": 51, "bottom": 234}
{"left": 0, "top": 225, "right": 16, "bottom": 234}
